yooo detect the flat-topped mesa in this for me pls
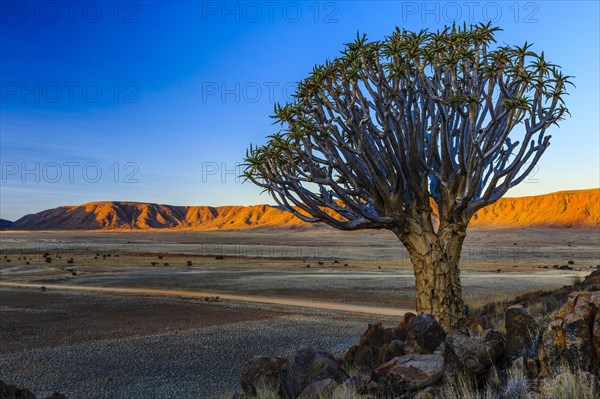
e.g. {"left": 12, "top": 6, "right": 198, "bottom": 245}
{"left": 6, "top": 189, "right": 599, "bottom": 231}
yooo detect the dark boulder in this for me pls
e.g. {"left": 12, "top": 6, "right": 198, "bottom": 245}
{"left": 504, "top": 305, "right": 540, "bottom": 361}
{"left": 280, "top": 346, "right": 349, "bottom": 398}
{"left": 372, "top": 354, "right": 444, "bottom": 393}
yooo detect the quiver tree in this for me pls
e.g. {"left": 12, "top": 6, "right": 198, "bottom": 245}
{"left": 243, "top": 23, "right": 571, "bottom": 331}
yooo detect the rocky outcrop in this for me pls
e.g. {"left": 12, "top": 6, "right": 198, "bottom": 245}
{"left": 344, "top": 313, "right": 445, "bottom": 372}
{"left": 538, "top": 291, "right": 600, "bottom": 376}
{"left": 237, "top": 279, "right": 600, "bottom": 398}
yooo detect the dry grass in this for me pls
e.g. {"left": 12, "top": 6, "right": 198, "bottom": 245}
{"left": 540, "top": 364, "right": 598, "bottom": 399}
{"left": 330, "top": 384, "right": 364, "bottom": 399}
{"left": 253, "top": 385, "right": 280, "bottom": 399}
{"left": 442, "top": 373, "right": 497, "bottom": 399}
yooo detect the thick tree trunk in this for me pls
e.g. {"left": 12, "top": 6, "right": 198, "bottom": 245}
{"left": 396, "top": 223, "right": 467, "bottom": 332}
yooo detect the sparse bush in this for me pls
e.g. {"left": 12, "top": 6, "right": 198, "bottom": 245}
{"left": 500, "top": 366, "right": 529, "bottom": 399}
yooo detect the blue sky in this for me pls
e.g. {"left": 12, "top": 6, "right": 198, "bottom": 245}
{"left": 1, "top": 1, "right": 599, "bottom": 221}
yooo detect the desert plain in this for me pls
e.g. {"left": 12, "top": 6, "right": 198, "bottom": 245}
{"left": 0, "top": 226, "right": 598, "bottom": 398}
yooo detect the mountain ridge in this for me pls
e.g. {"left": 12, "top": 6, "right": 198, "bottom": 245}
{"left": 6, "top": 189, "right": 599, "bottom": 231}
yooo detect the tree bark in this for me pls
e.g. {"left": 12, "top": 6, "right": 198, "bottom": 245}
{"left": 396, "top": 223, "right": 467, "bottom": 332}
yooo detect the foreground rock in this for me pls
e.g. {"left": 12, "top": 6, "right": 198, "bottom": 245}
{"left": 372, "top": 353, "right": 444, "bottom": 393}
{"left": 538, "top": 291, "right": 600, "bottom": 376}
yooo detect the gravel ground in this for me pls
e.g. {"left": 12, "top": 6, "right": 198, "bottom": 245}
{"left": 0, "top": 289, "right": 394, "bottom": 399}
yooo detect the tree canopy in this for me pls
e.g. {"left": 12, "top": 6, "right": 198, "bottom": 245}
{"left": 243, "top": 23, "right": 572, "bottom": 233}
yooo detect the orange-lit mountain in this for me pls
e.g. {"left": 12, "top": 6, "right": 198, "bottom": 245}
{"left": 8, "top": 189, "right": 599, "bottom": 230}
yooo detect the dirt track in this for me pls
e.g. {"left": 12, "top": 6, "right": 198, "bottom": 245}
{"left": 0, "top": 281, "right": 410, "bottom": 316}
